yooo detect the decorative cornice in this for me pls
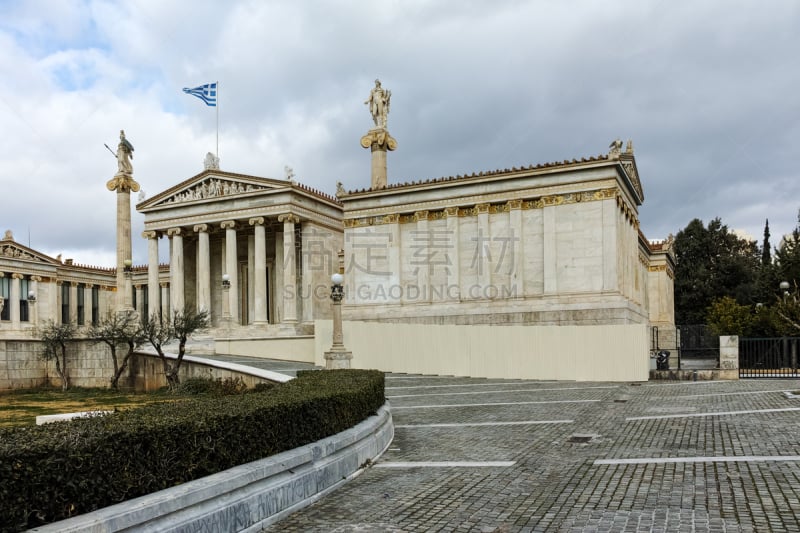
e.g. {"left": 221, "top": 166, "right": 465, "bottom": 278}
{"left": 342, "top": 187, "right": 619, "bottom": 228}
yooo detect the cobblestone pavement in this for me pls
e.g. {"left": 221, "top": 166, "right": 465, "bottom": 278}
{"left": 259, "top": 375, "right": 800, "bottom": 532}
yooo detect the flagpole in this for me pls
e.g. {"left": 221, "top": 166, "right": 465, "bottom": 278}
{"left": 216, "top": 80, "right": 219, "bottom": 160}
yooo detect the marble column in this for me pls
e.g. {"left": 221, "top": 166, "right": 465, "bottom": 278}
{"left": 143, "top": 231, "right": 160, "bottom": 318}
{"left": 30, "top": 276, "right": 41, "bottom": 326}
{"left": 69, "top": 281, "right": 78, "bottom": 325}
{"left": 508, "top": 200, "right": 525, "bottom": 297}
{"left": 10, "top": 273, "right": 21, "bottom": 329}
{"left": 84, "top": 284, "right": 94, "bottom": 325}
{"left": 444, "top": 207, "right": 460, "bottom": 301}
{"left": 277, "top": 214, "right": 299, "bottom": 324}
{"left": 221, "top": 220, "right": 239, "bottom": 323}
{"left": 160, "top": 282, "right": 170, "bottom": 318}
{"left": 167, "top": 227, "right": 184, "bottom": 313}
{"left": 194, "top": 224, "right": 211, "bottom": 314}
{"left": 250, "top": 217, "right": 268, "bottom": 325}
{"left": 414, "top": 211, "right": 430, "bottom": 303}
{"left": 134, "top": 284, "right": 144, "bottom": 316}
{"left": 476, "top": 203, "right": 491, "bottom": 295}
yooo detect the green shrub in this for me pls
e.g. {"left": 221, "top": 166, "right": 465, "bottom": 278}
{"left": 0, "top": 369, "right": 384, "bottom": 532}
{"left": 178, "top": 376, "right": 249, "bottom": 395}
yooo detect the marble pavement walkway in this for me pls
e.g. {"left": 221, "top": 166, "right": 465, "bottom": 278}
{"left": 203, "top": 355, "right": 800, "bottom": 532}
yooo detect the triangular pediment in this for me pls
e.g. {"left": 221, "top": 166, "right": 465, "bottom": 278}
{"left": 0, "top": 235, "right": 61, "bottom": 265}
{"left": 619, "top": 153, "right": 644, "bottom": 204}
{"left": 138, "top": 170, "right": 293, "bottom": 211}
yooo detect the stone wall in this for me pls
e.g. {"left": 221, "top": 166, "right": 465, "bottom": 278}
{"left": 0, "top": 338, "right": 276, "bottom": 391}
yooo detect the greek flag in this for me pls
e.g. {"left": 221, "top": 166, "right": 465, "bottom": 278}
{"left": 182, "top": 82, "right": 217, "bottom": 106}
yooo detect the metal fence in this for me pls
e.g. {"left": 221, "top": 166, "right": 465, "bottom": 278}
{"left": 739, "top": 337, "right": 800, "bottom": 378}
{"left": 678, "top": 325, "right": 719, "bottom": 359}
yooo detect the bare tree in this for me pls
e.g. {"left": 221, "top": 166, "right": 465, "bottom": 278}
{"left": 141, "top": 308, "right": 210, "bottom": 390}
{"left": 39, "top": 321, "right": 77, "bottom": 391}
{"left": 89, "top": 311, "right": 145, "bottom": 389}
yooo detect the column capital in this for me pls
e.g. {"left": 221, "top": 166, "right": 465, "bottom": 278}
{"left": 444, "top": 206, "right": 460, "bottom": 218}
{"left": 475, "top": 203, "right": 491, "bottom": 214}
{"left": 134, "top": 284, "right": 144, "bottom": 290}
{"left": 31, "top": 275, "right": 42, "bottom": 282}
{"left": 159, "top": 281, "right": 170, "bottom": 288}
{"left": 166, "top": 227, "right": 183, "bottom": 237}
{"left": 220, "top": 220, "right": 237, "bottom": 230}
{"left": 249, "top": 217, "right": 265, "bottom": 226}
{"left": 193, "top": 223, "right": 209, "bottom": 233}
{"left": 507, "top": 199, "right": 523, "bottom": 210}
{"left": 413, "top": 210, "right": 429, "bottom": 222}
{"left": 277, "top": 213, "right": 300, "bottom": 225}
{"left": 70, "top": 281, "right": 80, "bottom": 287}
{"left": 84, "top": 283, "right": 94, "bottom": 288}
{"left": 11, "top": 272, "right": 24, "bottom": 280}
{"left": 142, "top": 230, "right": 159, "bottom": 239}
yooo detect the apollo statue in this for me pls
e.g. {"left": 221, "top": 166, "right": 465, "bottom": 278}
{"left": 365, "top": 79, "right": 391, "bottom": 128}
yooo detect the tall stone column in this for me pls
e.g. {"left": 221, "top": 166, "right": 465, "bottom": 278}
{"left": 30, "top": 276, "right": 41, "bottom": 327}
{"left": 84, "top": 284, "right": 94, "bottom": 325}
{"left": 105, "top": 132, "right": 139, "bottom": 314}
{"left": 194, "top": 224, "right": 211, "bottom": 314}
{"left": 444, "top": 207, "right": 461, "bottom": 301}
{"left": 476, "top": 203, "right": 491, "bottom": 295}
{"left": 360, "top": 129, "right": 397, "bottom": 189}
{"left": 10, "top": 273, "right": 21, "bottom": 329}
{"left": 69, "top": 282, "right": 78, "bottom": 325}
{"left": 143, "top": 231, "right": 160, "bottom": 319}
{"left": 277, "top": 214, "right": 299, "bottom": 324}
{"left": 134, "top": 284, "right": 144, "bottom": 316}
{"left": 167, "top": 228, "right": 184, "bottom": 313}
{"left": 250, "top": 217, "right": 268, "bottom": 325}
{"left": 508, "top": 199, "right": 525, "bottom": 297}
{"left": 160, "top": 282, "right": 170, "bottom": 317}
{"left": 414, "top": 211, "right": 430, "bottom": 303}
{"left": 221, "top": 220, "right": 239, "bottom": 324}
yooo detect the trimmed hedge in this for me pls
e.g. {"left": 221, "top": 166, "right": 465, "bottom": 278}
{"left": 0, "top": 369, "right": 384, "bottom": 532}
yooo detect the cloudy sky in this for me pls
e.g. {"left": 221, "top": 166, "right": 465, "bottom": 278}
{"left": 1, "top": 0, "right": 798, "bottom": 267}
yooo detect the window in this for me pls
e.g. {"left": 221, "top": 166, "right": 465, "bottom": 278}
{"left": 19, "top": 278, "right": 29, "bottom": 322}
{"left": 91, "top": 287, "right": 99, "bottom": 326}
{"left": 77, "top": 284, "right": 85, "bottom": 326}
{"left": 0, "top": 276, "right": 9, "bottom": 321}
{"left": 61, "top": 283, "right": 70, "bottom": 324}
{"left": 142, "top": 285, "right": 148, "bottom": 322}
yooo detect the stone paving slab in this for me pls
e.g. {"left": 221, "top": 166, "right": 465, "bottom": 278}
{"left": 263, "top": 376, "right": 800, "bottom": 532}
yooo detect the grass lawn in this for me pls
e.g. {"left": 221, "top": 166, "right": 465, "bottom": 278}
{"left": 0, "top": 388, "right": 191, "bottom": 428}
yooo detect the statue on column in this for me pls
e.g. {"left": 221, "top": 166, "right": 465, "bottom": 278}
{"left": 116, "top": 130, "right": 134, "bottom": 175}
{"left": 365, "top": 79, "right": 391, "bottom": 128}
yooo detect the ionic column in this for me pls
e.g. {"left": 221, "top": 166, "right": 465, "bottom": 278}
{"left": 250, "top": 217, "right": 268, "bottom": 325}
{"left": 508, "top": 199, "right": 525, "bottom": 297}
{"left": 69, "top": 281, "right": 79, "bottom": 324}
{"left": 194, "top": 224, "right": 211, "bottom": 314}
{"left": 56, "top": 280, "right": 64, "bottom": 323}
{"left": 414, "top": 211, "right": 430, "bottom": 303}
{"left": 476, "top": 203, "right": 491, "bottom": 294}
{"left": 221, "top": 220, "right": 239, "bottom": 323}
{"left": 10, "top": 273, "right": 22, "bottom": 329}
{"left": 160, "top": 282, "right": 170, "bottom": 318}
{"left": 277, "top": 214, "right": 299, "bottom": 323}
{"left": 84, "top": 284, "right": 94, "bottom": 325}
{"left": 30, "top": 276, "right": 41, "bottom": 326}
{"left": 444, "top": 207, "right": 461, "bottom": 301}
{"left": 143, "top": 231, "right": 160, "bottom": 318}
{"left": 167, "top": 227, "right": 184, "bottom": 313}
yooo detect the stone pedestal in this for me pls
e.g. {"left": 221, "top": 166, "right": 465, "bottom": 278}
{"left": 360, "top": 128, "right": 397, "bottom": 190}
{"left": 324, "top": 299, "right": 352, "bottom": 369}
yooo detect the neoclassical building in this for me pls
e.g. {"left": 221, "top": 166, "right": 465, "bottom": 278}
{"left": 0, "top": 82, "right": 675, "bottom": 382}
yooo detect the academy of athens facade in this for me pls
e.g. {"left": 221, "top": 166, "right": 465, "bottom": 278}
{"left": 0, "top": 80, "right": 675, "bottom": 382}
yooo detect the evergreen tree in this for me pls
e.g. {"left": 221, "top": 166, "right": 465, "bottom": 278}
{"left": 775, "top": 209, "right": 800, "bottom": 287}
{"left": 762, "top": 219, "right": 771, "bottom": 266}
{"left": 673, "top": 217, "right": 761, "bottom": 324}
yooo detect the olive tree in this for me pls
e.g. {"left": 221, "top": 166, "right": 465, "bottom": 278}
{"left": 141, "top": 308, "right": 210, "bottom": 390}
{"left": 89, "top": 311, "right": 146, "bottom": 389}
{"left": 39, "top": 321, "right": 77, "bottom": 391}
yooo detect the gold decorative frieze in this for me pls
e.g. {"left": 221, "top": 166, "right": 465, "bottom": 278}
{"left": 413, "top": 210, "right": 429, "bottom": 222}
{"left": 475, "top": 203, "right": 491, "bottom": 214}
{"left": 507, "top": 199, "right": 523, "bottom": 210}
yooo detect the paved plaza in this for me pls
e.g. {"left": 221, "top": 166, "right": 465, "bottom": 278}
{"left": 246, "top": 366, "right": 800, "bottom": 532}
